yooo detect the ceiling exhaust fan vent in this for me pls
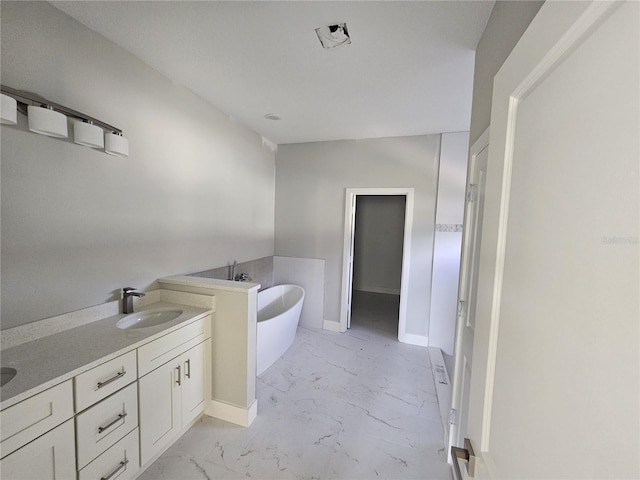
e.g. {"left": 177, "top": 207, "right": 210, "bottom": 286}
{"left": 315, "top": 23, "right": 351, "bottom": 50}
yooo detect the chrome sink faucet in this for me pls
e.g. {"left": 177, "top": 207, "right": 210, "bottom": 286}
{"left": 122, "top": 287, "right": 145, "bottom": 314}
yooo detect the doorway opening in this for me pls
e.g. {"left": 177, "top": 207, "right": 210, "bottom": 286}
{"left": 340, "top": 188, "right": 414, "bottom": 342}
{"left": 350, "top": 195, "right": 405, "bottom": 337}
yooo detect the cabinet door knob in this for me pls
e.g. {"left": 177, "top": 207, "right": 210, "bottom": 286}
{"left": 185, "top": 359, "right": 191, "bottom": 379}
{"left": 175, "top": 365, "right": 181, "bottom": 386}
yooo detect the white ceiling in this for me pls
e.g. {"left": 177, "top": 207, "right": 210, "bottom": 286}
{"left": 51, "top": 1, "right": 495, "bottom": 145}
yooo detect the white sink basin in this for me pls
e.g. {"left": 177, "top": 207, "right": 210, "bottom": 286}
{"left": 117, "top": 309, "right": 183, "bottom": 330}
{"left": 1, "top": 367, "right": 17, "bottom": 387}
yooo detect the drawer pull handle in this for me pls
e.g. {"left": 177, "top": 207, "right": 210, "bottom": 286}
{"left": 175, "top": 365, "right": 181, "bottom": 386}
{"left": 100, "top": 459, "right": 129, "bottom": 480}
{"left": 96, "top": 370, "right": 126, "bottom": 389}
{"left": 185, "top": 359, "right": 191, "bottom": 379}
{"left": 98, "top": 412, "right": 127, "bottom": 434}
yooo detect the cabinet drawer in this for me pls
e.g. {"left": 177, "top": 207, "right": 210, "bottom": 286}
{"left": 0, "top": 380, "right": 74, "bottom": 458}
{"left": 78, "top": 427, "right": 139, "bottom": 480}
{"left": 138, "top": 316, "right": 211, "bottom": 377}
{"left": 76, "top": 382, "right": 138, "bottom": 469}
{"left": 75, "top": 351, "right": 137, "bottom": 412}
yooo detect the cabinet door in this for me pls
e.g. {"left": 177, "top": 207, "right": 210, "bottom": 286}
{"left": 138, "top": 362, "right": 181, "bottom": 466}
{"left": 0, "top": 419, "right": 75, "bottom": 480}
{"left": 181, "top": 341, "right": 207, "bottom": 426}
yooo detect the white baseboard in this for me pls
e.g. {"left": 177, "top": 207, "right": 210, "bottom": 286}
{"left": 205, "top": 399, "right": 257, "bottom": 427}
{"left": 354, "top": 287, "right": 401, "bottom": 295}
{"left": 399, "top": 332, "right": 429, "bottom": 347}
{"left": 323, "top": 319, "right": 341, "bottom": 332}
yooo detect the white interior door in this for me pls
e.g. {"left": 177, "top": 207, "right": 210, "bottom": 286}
{"left": 346, "top": 193, "right": 356, "bottom": 330}
{"left": 463, "top": 1, "right": 639, "bottom": 478}
{"left": 448, "top": 130, "right": 488, "bottom": 455}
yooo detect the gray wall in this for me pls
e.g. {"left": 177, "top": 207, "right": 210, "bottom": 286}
{"left": 273, "top": 256, "right": 325, "bottom": 330}
{"left": 469, "top": 1, "right": 544, "bottom": 144}
{"left": 1, "top": 2, "right": 275, "bottom": 329}
{"left": 353, "top": 195, "right": 405, "bottom": 295}
{"left": 274, "top": 135, "right": 440, "bottom": 337}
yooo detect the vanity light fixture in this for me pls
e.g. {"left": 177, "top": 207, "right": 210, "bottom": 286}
{"left": 0, "top": 84, "right": 128, "bottom": 157}
{"left": 104, "top": 131, "right": 129, "bottom": 157}
{"left": 1, "top": 93, "right": 17, "bottom": 125}
{"left": 73, "top": 120, "right": 104, "bottom": 148}
{"left": 28, "top": 105, "right": 68, "bottom": 138}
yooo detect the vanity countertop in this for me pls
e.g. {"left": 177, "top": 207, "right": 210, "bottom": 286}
{"left": 0, "top": 302, "right": 211, "bottom": 410}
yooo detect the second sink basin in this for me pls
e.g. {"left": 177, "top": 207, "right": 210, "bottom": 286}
{"left": 117, "top": 308, "right": 183, "bottom": 330}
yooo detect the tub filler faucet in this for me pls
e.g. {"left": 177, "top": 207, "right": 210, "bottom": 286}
{"left": 229, "top": 260, "right": 251, "bottom": 282}
{"left": 122, "top": 287, "right": 145, "bottom": 314}
{"left": 230, "top": 260, "right": 237, "bottom": 281}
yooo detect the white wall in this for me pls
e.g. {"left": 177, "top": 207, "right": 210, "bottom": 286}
{"left": 274, "top": 135, "right": 440, "bottom": 337}
{"left": 0, "top": 2, "right": 275, "bottom": 328}
{"left": 428, "top": 132, "right": 469, "bottom": 356}
{"left": 469, "top": 1, "right": 544, "bottom": 145}
{"left": 353, "top": 195, "right": 405, "bottom": 295}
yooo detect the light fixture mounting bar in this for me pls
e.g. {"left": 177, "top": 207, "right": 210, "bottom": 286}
{"left": 0, "top": 84, "right": 122, "bottom": 134}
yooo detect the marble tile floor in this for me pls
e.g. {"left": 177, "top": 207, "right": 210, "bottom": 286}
{"left": 140, "top": 323, "right": 451, "bottom": 480}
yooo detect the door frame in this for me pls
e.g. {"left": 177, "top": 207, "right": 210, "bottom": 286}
{"left": 448, "top": 127, "right": 489, "bottom": 454}
{"left": 339, "top": 187, "right": 414, "bottom": 343}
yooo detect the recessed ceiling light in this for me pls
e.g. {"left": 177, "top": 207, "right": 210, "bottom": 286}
{"left": 315, "top": 23, "right": 351, "bottom": 49}
{"left": 265, "top": 113, "right": 281, "bottom": 121}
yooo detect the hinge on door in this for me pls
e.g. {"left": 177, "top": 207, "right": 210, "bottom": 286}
{"left": 457, "top": 300, "right": 466, "bottom": 318}
{"left": 449, "top": 408, "right": 458, "bottom": 426}
{"left": 466, "top": 184, "right": 476, "bottom": 203}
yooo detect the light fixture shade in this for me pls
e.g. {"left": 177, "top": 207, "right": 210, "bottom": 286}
{"left": 104, "top": 132, "right": 129, "bottom": 157}
{"left": 27, "top": 105, "right": 68, "bottom": 138}
{"left": 73, "top": 121, "right": 104, "bottom": 148}
{"left": 1, "top": 94, "right": 17, "bottom": 125}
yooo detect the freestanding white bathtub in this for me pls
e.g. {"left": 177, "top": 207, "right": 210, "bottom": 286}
{"left": 256, "top": 284, "right": 305, "bottom": 376}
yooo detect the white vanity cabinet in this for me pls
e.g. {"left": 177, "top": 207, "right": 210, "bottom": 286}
{"left": 137, "top": 314, "right": 211, "bottom": 465}
{"left": 1, "top": 308, "right": 212, "bottom": 479}
{"left": 139, "top": 339, "right": 209, "bottom": 465}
